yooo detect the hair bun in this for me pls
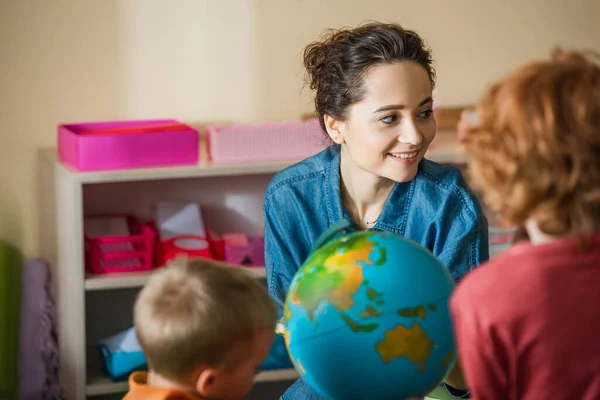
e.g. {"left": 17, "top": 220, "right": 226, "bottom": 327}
{"left": 303, "top": 40, "right": 331, "bottom": 91}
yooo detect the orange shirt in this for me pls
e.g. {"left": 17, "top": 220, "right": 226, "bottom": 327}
{"left": 123, "top": 372, "right": 203, "bottom": 400}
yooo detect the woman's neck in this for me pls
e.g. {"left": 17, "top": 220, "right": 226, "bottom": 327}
{"left": 339, "top": 149, "right": 395, "bottom": 229}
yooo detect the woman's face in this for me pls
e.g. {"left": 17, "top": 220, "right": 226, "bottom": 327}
{"left": 329, "top": 62, "right": 436, "bottom": 183}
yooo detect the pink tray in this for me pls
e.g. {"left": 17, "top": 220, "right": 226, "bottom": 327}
{"left": 58, "top": 119, "right": 199, "bottom": 171}
{"left": 206, "top": 118, "right": 329, "bottom": 163}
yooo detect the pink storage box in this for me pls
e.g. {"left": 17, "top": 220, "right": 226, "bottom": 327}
{"left": 84, "top": 216, "right": 157, "bottom": 275}
{"left": 58, "top": 119, "right": 199, "bottom": 171}
{"left": 224, "top": 237, "right": 265, "bottom": 267}
{"left": 206, "top": 118, "right": 329, "bottom": 163}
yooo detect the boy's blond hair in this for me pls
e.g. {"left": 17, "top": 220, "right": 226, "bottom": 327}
{"left": 134, "top": 258, "right": 277, "bottom": 379}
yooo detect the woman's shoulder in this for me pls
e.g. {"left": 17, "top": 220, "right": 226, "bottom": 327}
{"left": 418, "top": 159, "right": 468, "bottom": 188}
{"left": 416, "top": 159, "right": 484, "bottom": 220}
{"left": 265, "top": 145, "right": 338, "bottom": 199}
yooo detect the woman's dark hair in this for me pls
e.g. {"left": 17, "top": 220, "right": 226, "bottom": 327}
{"left": 303, "top": 22, "right": 436, "bottom": 133}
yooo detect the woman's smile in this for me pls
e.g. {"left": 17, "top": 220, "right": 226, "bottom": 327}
{"left": 386, "top": 147, "right": 422, "bottom": 165}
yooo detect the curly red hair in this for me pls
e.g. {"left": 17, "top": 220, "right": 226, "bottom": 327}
{"left": 464, "top": 48, "right": 600, "bottom": 238}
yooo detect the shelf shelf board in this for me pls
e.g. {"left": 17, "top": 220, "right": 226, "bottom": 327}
{"left": 85, "top": 266, "right": 267, "bottom": 291}
{"left": 44, "top": 130, "right": 466, "bottom": 185}
{"left": 86, "top": 346, "right": 298, "bottom": 396}
{"left": 46, "top": 150, "right": 299, "bottom": 184}
{"left": 255, "top": 368, "right": 300, "bottom": 383}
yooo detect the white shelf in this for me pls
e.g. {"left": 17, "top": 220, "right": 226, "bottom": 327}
{"left": 84, "top": 245, "right": 504, "bottom": 291}
{"left": 85, "top": 266, "right": 267, "bottom": 291}
{"left": 255, "top": 368, "right": 300, "bottom": 383}
{"left": 42, "top": 130, "right": 466, "bottom": 398}
{"left": 45, "top": 150, "right": 298, "bottom": 184}
{"left": 43, "top": 130, "right": 465, "bottom": 185}
{"left": 86, "top": 346, "right": 298, "bottom": 396}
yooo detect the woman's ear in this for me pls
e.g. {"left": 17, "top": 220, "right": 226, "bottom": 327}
{"left": 324, "top": 114, "right": 346, "bottom": 144}
{"left": 195, "top": 368, "right": 218, "bottom": 397}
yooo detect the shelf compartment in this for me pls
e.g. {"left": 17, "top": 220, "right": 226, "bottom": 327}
{"left": 86, "top": 346, "right": 298, "bottom": 396}
{"left": 85, "top": 266, "right": 267, "bottom": 291}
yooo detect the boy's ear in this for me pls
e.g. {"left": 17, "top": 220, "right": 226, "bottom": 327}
{"left": 324, "top": 114, "right": 346, "bottom": 144}
{"left": 196, "top": 368, "right": 218, "bottom": 397}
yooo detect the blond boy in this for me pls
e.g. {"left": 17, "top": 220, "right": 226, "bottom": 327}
{"left": 124, "top": 259, "right": 277, "bottom": 400}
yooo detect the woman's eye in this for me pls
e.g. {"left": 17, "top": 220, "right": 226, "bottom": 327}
{"left": 419, "top": 109, "right": 433, "bottom": 119}
{"left": 381, "top": 115, "right": 398, "bottom": 124}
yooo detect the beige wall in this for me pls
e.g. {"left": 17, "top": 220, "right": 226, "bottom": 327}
{"left": 1, "top": 0, "right": 598, "bottom": 256}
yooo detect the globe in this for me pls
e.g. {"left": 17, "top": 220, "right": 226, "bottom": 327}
{"left": 282, "top": 230, "right": 457, "bottom": 400}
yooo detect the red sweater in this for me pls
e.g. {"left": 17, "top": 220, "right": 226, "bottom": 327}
{"left": 450, "top": 234, "right": 600, "bottom": 400}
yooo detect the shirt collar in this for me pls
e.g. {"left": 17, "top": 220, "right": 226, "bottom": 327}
{"left": 324, "top": 147, "right": 414, "bottom": 234}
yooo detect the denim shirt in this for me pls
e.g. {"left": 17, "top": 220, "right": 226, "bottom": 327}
{"left": 264, "top": 145, "right": 489, "bottom": 400}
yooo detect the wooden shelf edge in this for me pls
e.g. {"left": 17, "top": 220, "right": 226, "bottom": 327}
{"left": 85, "top": 266, "right": 267, "bottom": 291}
{"left": 85, "top": 245, "right": 505, "bottom": 292}
{"left": 86, "top": 345, "right": 297, "bottom": 396}
{"left": 255, "top": 368, "right": 300, "bottom": 383}
{"left": 43, "top": 149, "right": 298, "bottom": 184}
{"left": 44, "top": 132, "right": 466, "bottom": 185}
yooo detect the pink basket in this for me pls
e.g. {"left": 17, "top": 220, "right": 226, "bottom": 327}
{"left": 85, "top": 218, "right": 157, "bottom": 275}
{"left": 206, "top": 118, "right": 329, "bottom": 163}
{"left": 58, "top": 119, "right": 199, "bottom": 171}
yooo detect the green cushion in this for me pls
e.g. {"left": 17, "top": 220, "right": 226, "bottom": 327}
{"left": 0, "top": 241, "right": 22, "bottom": 400}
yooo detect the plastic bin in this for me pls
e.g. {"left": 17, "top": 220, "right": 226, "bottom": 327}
{"left": 58, "top": 119, "right": 199, "bottom": 171}
{"left": 206, "top": 118, "right": 328, "bottom": 163}
{"left": 85, "top": 216, "right": 157, "bottom": 275}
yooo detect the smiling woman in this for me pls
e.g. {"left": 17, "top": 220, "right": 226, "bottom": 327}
{"left": 263, "top": 22, "right": 490, "bottom": 400}
{"left": 328, "top": 62, "right": 437, "bottom": 185}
